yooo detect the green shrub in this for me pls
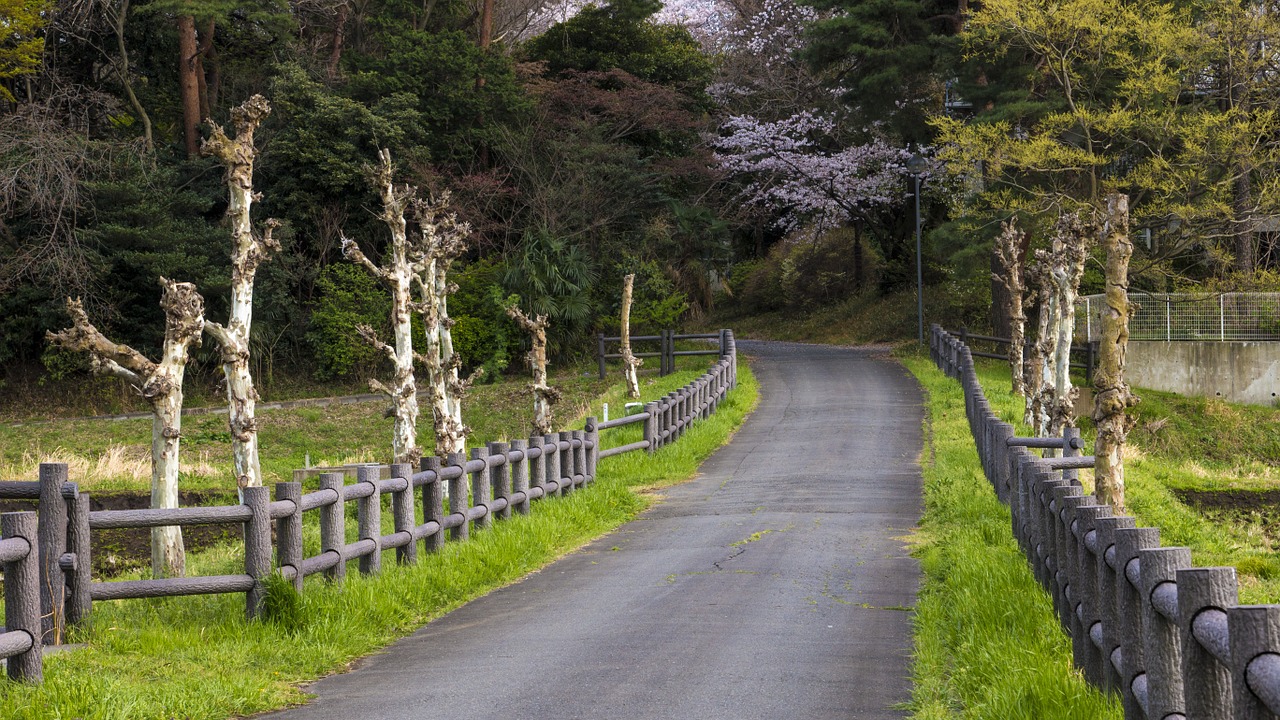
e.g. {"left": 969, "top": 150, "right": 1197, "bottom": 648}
{"left": 598, "top": 259, "right": 689, "bottom": 333}
{"left": 730, "top": 228, "right": 881, "bottom": 313}
{"left": 306, "top": 264, "right": 391, "bottom": 380}
{"left": 451, "top": 258, "right": 523, "bottom": 378}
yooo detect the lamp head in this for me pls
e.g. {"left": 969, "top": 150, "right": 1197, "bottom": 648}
{"left": 906, "top": 153, "right": 929, "bottom": 176}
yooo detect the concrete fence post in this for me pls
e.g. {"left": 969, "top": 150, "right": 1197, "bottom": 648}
{"left": 993, "top": 423, "right": 1014, "bottom": 502}
{"left": 1141, "top": 546, "right": 1193, "bottom": 719}
{"left": 38, "top": 462, "right": 68, "bottom": 645}
{"left": 1076, "top": 504, "right": 1113, "bottom": 686}
{"left": 276, "top": 482, "right": 304, "bottom": 593}
{"left": 447, "top": 452, "right": 469, "bottom": 542}
{"left": 243, "top": 486, "right": 271, "bottom": 620}
{"left": 356, "top": 465, "right": 381, "bottom": 575}
{"left": 1095, "top": 514, "right": 1137, "bottom": 693}
{"left": 2, "top": 511, "right": 41, "bottom": 682}
{"left": 1228, "top": 604, "right": 1280, "bottom": 720}
{"left": 572, "top": 430, "right": 586, "bottom": 489}
{"left": 1115, "top": 527, "right": 1160, "bottom": 717}
{"left": 1063, "top": 426, "right": 1082, "bottom": 485}
{"left": 64, "top": 491, "right": 91, "bottom": 629}
{"left": 422, "top": 457, "right": 445, "bottom": 553}
{"left": 471, "top": 447, "right": 492, "bottom": 531}
{"left": 668, "top": 392, "right": 679, "bottom": 442}
{"left": 644, "top": 402, "right": 658, "bottom": 454}
{"left": 1048, "top": 482, "right": 1076, "bottom": 609}
{"left": 1032, "top": 470, "right": 1058, "bottom": 593}
{"left": 391, "top": 463, "right": 416, "bottom": 565}
{"left": 511, "top": 440, "right": 530, "bottom": 515}
{"left": 319, "top": 472, "right": 346, "bottom": 582}
{"left": 1059, "top": 493, "right": 1089, "bottom": 666}
{"left": 544, "top": 436, "right": 561, "bottom": 498}
{"left": 559, "top": 432, "right": 574, "bottom": 495}
{"left": 526, "top": 438, "right": 545, "bottom": 501}
{"left": 584, "top": 418, "right": 598, "bottom": 485}
{"left": 489, "top": 443, "right": 511, "bottom": 522}
{"left": 1178, "top": 567, "right": 1238, "bottom": 719}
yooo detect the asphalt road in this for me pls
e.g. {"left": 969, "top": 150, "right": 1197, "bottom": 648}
{"left": 262, "top": 341, "right": 924, "bottom": 720}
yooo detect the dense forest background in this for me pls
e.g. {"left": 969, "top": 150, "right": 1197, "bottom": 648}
{"left": 4, "top": 0, "right": 1279, "bottom": 412}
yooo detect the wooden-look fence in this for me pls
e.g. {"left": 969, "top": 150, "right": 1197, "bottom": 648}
{"left": 931, "top": 324, "right": 1280, "bottom": 720}
{"left": 0, "top": 331, "right": 737, "bottom": 683}
{"left": 596, "top": 329, "right": 732, "bottom": 378}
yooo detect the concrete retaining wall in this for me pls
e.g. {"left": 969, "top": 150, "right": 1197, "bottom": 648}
{"left": 1126, "top": 341, "right": 1280, "bottom": 406}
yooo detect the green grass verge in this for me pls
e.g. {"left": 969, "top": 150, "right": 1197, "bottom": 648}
{"left": 900, "top": 354, "right": 1120, "bottom": 719}
{"left": 0, "top": 365, "right": 758, "bottom": 720}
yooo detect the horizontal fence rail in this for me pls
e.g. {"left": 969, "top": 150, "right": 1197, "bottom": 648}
{"left": 0, "top": 331, "right": 738, "bottom": 684}
{"left": 930, "top": 324, "right": 1280, "bottom": 720}
{"left": 597, "top": 329, "right": 732, "bottom": 378}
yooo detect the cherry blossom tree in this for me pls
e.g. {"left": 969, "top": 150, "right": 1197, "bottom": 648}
{"left": 711, "top": 112, "right": 911, "bottom": 233}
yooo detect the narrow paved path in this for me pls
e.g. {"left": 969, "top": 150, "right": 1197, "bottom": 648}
{"left": 263, "top": 341, "right": 924, "bottom": 720}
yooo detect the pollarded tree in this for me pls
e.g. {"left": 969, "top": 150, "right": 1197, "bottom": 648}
{"left": 411, "top": 191, "right": 478, "bottom": 457}
{"left": 1093, "top": 193, "right": 1138, "bottom": 511}
{"left": 342, "top": 149, "right": 423, "bottom": 465}
{"left": 506, "top": 303, "right": 560, "bottom": 435}
{"left": 991, "top": 217, "right": 1027, "bottom": 398}
{"left": 1025, "top": 252, "right": 1053, "bottom": 432}
{"left": 1047, "top": 212, "right": 1090, "bottom": 438}
{"left": 47, "top": 279, "right": 205, "bottom": 578}
{"left": 200, "top": 95, "right": 279, "bottom": 490}
{"left": 1027, "top": 213, "right": 1091, "bottom": 440}
{"left": 619, "top": 273, "right": 642, "bottom": 398}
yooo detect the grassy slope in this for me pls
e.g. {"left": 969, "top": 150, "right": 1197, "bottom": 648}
{"left": 0, "top": 365, "right": 759, "bottom": 720}
{"left": 0, "top": 365, "right": 629, "bottom": 495}
{"left": 963, "top": 357, "right": 1280, "bottom": 603}
{"left": 902, "top": 352, "right": 1120, "bottom": 719}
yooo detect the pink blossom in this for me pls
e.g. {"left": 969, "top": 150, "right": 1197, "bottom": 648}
{"left": 711, "top": 112, "right": 912, "bottom": 231}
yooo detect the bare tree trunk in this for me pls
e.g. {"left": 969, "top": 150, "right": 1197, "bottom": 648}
{"left": 200, "top": 96, "right": 278, "bottom": 490}
{"left": 177, "top": 15, "right": 202, "bottom": 158}
{"left": 1032, "top": 250, "right": 1057, "bottom": 436}
{"left": 411, "top": 192, "right": 475, "bottom": 456}
{"left": 992, "top": 218, "right": 1026, "bottom": 398}
{"left": 47, "top": 279, "right": 205, "bottom": 577}
{"left": 1094, "top": 194, "right": 1139, "bottom": 511}
{"left": 343, "top": 149, "right": 421, "bottom": 465}
{"left": 196, "top": 19, "right": 215, "bottom": 122}
{"left": 110, "top": 0, "right": 152, "bottom": 152}
{"left": 620, "top": 273, "right": 641, "bottom": 398}
{"left": 327, "top": 2, "right": 350, "bottom": 81}
{"left": 1023, "top": 260, "right": 1046, "bottom": 427}
{"left": 479, "top": 0, "right": 494, "bottom": 47}
{"left": 507, "top": 306, "right": 560, "bottom": 435}
{"left": 439, "top": 291, "right": 466, "bottom": 437}
{"left": 1049, "top": 213, "right": 1091, "bottom": 438}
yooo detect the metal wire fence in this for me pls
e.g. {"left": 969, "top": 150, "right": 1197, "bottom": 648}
{"left": 1075, "top": 293, "right": 1280, "bottom": 342}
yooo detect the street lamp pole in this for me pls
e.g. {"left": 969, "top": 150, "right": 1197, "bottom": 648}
{"left": 907, "top": 153, "right": 928, "bottom": 344}
{"left": 914, "top": 172, "right": 923, "bottom": 343}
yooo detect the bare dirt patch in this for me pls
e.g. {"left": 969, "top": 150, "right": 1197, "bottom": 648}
{"left": 1174, "top": 488, "right": 1280, "bottom": 540}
